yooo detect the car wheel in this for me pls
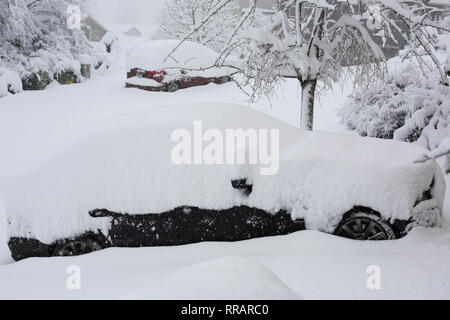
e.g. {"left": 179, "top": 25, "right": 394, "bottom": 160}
{"left": 334, "top": 210, "right": 397, "bottom": 240}
{"left": 53, "top": 238, "right": 102, "bottom": 257}
{"left": 166, "top": 82, "right": 179, "bottom": 92}
{"left": 218, "top": 76, "right": 231, "bottom": 84}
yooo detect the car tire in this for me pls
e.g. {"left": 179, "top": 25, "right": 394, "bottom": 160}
{"left": 166, "top": 82, "right": 179, "bottom": 93}
{"left": 53, "top": 237, "right": 103, "bottom": 257}
{"left": 334, "top": 210, "right": 397, "bottom": 240}
{"left": 218, "top": 76, "right": 231, "bottom": 84}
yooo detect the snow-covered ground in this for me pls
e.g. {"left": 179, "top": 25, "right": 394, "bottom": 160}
{"left": 1, "top": 27, "right": 449, "bottom": 299}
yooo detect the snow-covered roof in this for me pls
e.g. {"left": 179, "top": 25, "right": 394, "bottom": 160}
{"left": 124, "top": 26, "right": 142, "bottom": 37}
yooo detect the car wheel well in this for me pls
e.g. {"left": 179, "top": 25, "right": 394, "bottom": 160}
{"left": 341, "top": 206, "right": 382, "bottom": 220}
{"left": 51, "top": 232, "right": 107, "bottom": 257}
{"left": 335, "top": 206, "right": 398, "bottom": 240}
{"left": 165, "top": 81, "right": 180, "bottom": 92}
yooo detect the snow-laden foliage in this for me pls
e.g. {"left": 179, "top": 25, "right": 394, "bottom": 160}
{"left": 341, "top": 34, "right": 450, "bottom": 171}
{"left": 189, "top": 0, "right": 450, "bottom": 130}
{"left": 339, "top": 59, "right": 422, "bottom": 139}
{"left": 156, "top": 0, "right": 242, "bottom": 52}
{"left": 0, "top": 67, "right": 23, "bottom": 96}
{"left": 0, "top": 0, "right": 91, "bottom": 79}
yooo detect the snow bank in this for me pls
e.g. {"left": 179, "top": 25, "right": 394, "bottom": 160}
{"left": 129, "top": 256, "right": 301, "bottom": 299}
{"left": 0, "top": 78, "right": 6, "bottom": 98}
{"left": 0, "top": 103, "right": 444, "bottom": 243}
{"left": 0, "top": 68, "right": 23, "bottom": 95}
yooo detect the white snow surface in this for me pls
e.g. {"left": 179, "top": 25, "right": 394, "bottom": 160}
{"left": 126, "top": 40, "right": 232, "bottom": 78}
{"left": 126, "top": 76, "right": 163, "bottom": 87}
{"left": 0, "top": 69, "right": 449, "bottom": 299}
{"left": 128, "top": 256, "right": 302, "bottom": 300}
{"left": 0, "top": 102, "right": 444, "bottom": 243}
{"left": 1, "top": 27, "right": 450, "bottom": 299}
{"left": 0, "top": 78, "right": 6, "bottom": 98}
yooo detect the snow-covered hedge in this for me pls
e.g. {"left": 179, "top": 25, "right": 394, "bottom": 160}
{"left": 338, "top": 67, "right": 412, "bottom": 139}
{"left": 0, "top": 0, "right": 92, "bottom": 90}
{"left": 340, "top": 34, "right": 450, "bottom": 168}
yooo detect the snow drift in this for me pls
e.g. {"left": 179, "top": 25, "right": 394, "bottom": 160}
{"left": 129, "top": 256, "right": 302, "bottom": 300}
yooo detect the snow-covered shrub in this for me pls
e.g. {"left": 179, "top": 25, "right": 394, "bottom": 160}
{"left": 22, "top": 70, "right": 51, "bottom": 91}
{"left": 101, "top": 32, "right": 118, "bottom": 53}
{"left": 340, "top": 34, "right": 450, "bottom": 170}
{"left": 394, "top": 80, "right": 450, "bottom": 171}
{"left": 0, "top": 0, "right": 92, "bottom": 89}
{"left": 339, "top": 61, "right": 420, "bottom": 139}
{"left": 0, "top": 68, "right": 23, "bottom": 95}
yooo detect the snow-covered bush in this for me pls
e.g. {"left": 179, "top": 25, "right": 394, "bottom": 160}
{"left": 0, "top": 68, "right": 23, "bottom": 95}
{"left": 339, "top": 60, "right": 421, "bottom": 139}
{"left": 101, "top": 32, "right": 118, "bottom": 53}
{"left": 340, "top": 34, "right": 450, "bottom": 170}
{"left": 0, "top": 0, "right": 92, "bottom": 89}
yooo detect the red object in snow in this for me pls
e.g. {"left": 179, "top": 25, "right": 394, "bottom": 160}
{"left": 126, "top": 68, "right": 231, "bottom": 92}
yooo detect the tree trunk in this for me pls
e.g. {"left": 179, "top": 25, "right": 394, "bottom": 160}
{"left": 300, "top": 78, "right": 317, "bottom": 131}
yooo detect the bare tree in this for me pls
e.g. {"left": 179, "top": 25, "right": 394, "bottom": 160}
{"left": 174, "top": 0, "right": 450, "bottom": 131}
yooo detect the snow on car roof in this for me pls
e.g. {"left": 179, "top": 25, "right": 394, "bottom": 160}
{"left": 0, "top": 103, "right": 443, "bottom": 243}
{"left": 126, "top": 40, "right": 219, "bottom": 71}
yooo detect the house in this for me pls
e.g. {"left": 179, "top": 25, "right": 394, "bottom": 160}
{"left": 82, "top": 16, "right": 109, "bottom": 42}
{"left": 124, "top": 26, "right": 142, "bottom": 37}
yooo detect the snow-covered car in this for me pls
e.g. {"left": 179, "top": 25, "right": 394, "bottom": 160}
{"left": 2, "top": 103, "right": 445, "bottom": 261}
{"left": 125, "top": 40, "right": 233, "bottom": 92}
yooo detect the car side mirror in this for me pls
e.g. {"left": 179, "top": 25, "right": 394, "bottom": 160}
{"left": 231, "top": 179, "right": 253, "bottom": 196}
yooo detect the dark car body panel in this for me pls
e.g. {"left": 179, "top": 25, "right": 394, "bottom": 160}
{"left": 8, "top": 206, "right": 306, "bottom": 261}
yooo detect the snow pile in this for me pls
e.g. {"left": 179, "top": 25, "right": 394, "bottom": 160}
{"left": 0, "top": 78, "right": 6, "bottom": 98}
{"left": 126, "top": 77, "right": 163, "bottom": 87}
{"left": 130, "top": 257, "right": 301, "bottom": 300}
{"left": 89, "top": 32, "right": 131, "bottom": 77}
{"left": 0, "top": 103, "right": 444, "bottom": 243}
{"left": 0, "top": 68, "right": 23, "bottom": 96}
